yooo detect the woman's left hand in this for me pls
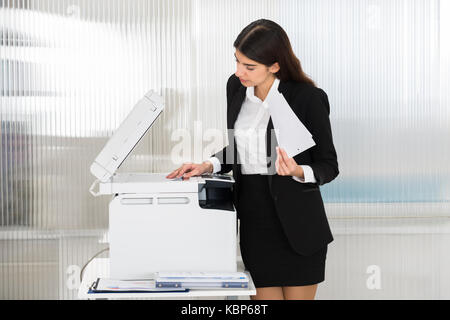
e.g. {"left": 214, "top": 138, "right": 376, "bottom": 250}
{"left": 275, "top": 146, "right": 304, "bottom": 178}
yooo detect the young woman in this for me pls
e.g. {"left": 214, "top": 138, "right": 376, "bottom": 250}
{"left": 166, "top": 19, "right": 339, "bottom": 300}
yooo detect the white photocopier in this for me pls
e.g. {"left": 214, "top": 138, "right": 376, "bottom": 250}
{"left": 89, "top": 91, "right": 237, "bottom": 280}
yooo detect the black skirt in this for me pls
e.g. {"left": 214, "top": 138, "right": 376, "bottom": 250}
{"left": 237, "top": 174, "right": 328, "bottom": 288}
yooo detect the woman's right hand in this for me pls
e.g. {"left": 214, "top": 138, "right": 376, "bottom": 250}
{"left": 165, "top": 161, "right": 214, "bottom": 180}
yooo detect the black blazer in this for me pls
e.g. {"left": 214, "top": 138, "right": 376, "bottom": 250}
{"left": 213, "top": 74, "right": 339, "bottom": 256}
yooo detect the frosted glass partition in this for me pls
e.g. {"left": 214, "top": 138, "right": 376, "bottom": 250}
{"left": 1, "top": 0, "right": 449, "bottom": 299}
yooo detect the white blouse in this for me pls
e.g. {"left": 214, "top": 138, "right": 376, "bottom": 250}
{"left": 208, "top": 79, "right": 316, "bottom": 183}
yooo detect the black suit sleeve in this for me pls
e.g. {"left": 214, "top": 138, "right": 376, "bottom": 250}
{"left": 210, "top": 75, "right": 240, "bottom": 174}
{"left": 304, "top": 88, "right": 339, "bottom": 185}
{"left": 211, "top": 145, "right": 232, "bottom": 174}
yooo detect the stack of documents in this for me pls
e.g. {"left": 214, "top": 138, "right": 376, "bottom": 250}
{"left": 89, "top": 278, "right": 188, "bottom": 293}
{"left": 155, "top": 272, "right": 249, "bottom": 289}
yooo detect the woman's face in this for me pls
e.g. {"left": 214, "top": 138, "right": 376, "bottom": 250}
{"left": 234, "top": 50, "right": 279, "bottom": 88}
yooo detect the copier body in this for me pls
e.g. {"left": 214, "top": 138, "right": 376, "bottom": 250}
{"left": 105, "top": 173, "right": 237, "bottom": 279}
{"left": 90, "top": 91, "right": 237, "bottom": 280}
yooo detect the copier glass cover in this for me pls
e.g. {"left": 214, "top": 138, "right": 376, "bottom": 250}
{"left": 90, "top": 90, "right": 164, "bottom": 183}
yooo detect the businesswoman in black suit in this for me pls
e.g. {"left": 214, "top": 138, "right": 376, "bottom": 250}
{"left": 167, "top": 19, "right": 338, "bottom": 300}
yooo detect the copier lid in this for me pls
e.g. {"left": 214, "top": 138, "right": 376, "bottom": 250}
{"left": 90, "top": 91, "right": 164, "bottom": 182}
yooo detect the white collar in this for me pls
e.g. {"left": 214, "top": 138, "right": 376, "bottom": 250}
{"left": 246, "top": 78, "right": 280, "bottom": 105}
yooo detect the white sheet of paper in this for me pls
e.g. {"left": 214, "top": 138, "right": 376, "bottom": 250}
{"left": 266, "top": 87, "right": 316, "bottom": 158}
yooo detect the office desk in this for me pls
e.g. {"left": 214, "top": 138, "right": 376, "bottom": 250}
{"left": 77, "top": 258, "right": 256, "bottom": 300}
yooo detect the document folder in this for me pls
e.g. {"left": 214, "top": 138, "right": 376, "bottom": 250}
{"left": 154, "top": 272, "right": 249, "bottom": 289}
{"left": 88, "top": 278, "right": 189, "bottom": 294}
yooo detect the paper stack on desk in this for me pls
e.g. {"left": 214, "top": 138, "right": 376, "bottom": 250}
{"left": 89, "top": 278, "right": 188, "bottom": 293}
{"left": 155, "top": 271, "right": 249, "bottom": 289}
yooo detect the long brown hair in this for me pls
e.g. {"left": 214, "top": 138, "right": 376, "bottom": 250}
{"left": 234, "top": 19, "right": 316, "bottom": 87}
